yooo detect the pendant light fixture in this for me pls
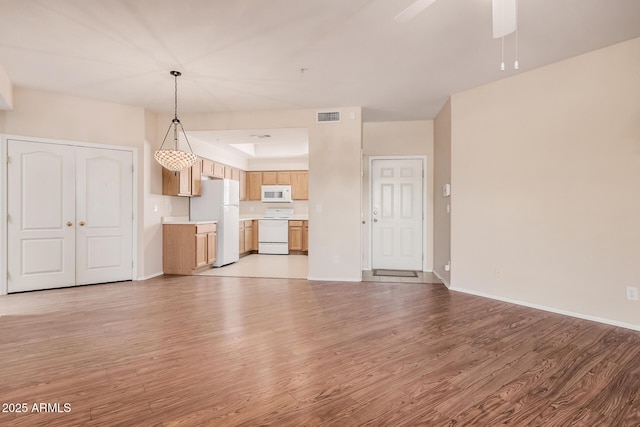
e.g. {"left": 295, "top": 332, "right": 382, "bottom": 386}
{"left": 154, "top": 70, "right": 197, "bottom": 172}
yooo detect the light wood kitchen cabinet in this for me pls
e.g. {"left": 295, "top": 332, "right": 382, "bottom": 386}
{"left": 252, "top": 220, "right": 259, "bottom": 250}
{"left": 244, "top": 221, "right": 253, "bottom": 252}
{"left": 291, "top": 171, "right": 308, "bottom": 200}
{"left": 303, "top": 220, "right": 308, "bottom": 252}
{"left": 162, "top": 159, "right": 202, "bottom": 197}
{"left": 239, "top": 170, "right": 247, "bottom": 201}
{"left": 231, "top": 168, "right": 240, "bottom": 181}
{"left": 201, "top": 158, "right": 214, "bottom": 177}
{"left": 288, "top": 220, "right": 304, "bottom": 251}
{"left": 224, "top": 166, "right": 232, "bottom": 179}
{"left": 262, "top": 171, "right": 277, "bottom": 185}
{"left": 248, "top": 172, "right": 262, "bottom": 200}
{"left": 276, "top": 171, "right": 291, "bottom": 184}
{"left": 239, "top": 220, "right": 255, "bottom": 256}
{"left": 212, "top": 162, "right": 225, "bottom": 179}
{"left": 163, "top": 222, "right": 216, "bottom": 275}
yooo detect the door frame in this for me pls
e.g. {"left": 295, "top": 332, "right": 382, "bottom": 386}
{"left": 368, "top": 155, "right": 428, "bottom": 272}
{"left": 0, "top": 134, "right": 138, "bottom": 295}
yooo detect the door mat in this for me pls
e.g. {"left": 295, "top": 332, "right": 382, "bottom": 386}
{"left": 373, "top": 269, "right": 418, "bottom": 278}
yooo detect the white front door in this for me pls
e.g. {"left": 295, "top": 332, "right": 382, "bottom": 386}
{"left": 7, "top": 140, "right": 134, "bottom": 292}
{"left": 75, "top": 147, "right": 133, "bottom": 285}
{"left": 371, "top": 158, "right": 423, "bottom": 270}
{"left": 7, "top": 141, "right": 77, "bottom": 292}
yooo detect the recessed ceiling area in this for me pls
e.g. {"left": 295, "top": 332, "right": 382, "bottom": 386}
{"left": 187, "top": 128, "right": 308, "bottom": 159}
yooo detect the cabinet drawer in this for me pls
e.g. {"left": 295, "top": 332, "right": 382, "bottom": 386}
{"left": 196, "top": 223, "right": 216, "bottom": 234}
{"left": 289, "top": 220, "right": 303, "bottom": 227}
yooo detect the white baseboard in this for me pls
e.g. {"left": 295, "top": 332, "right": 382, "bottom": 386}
{"left": 450, "top": 286, "right": 640, "bottom": 332}
{"left": 307, "top": 276, "right": 362, "bottom": 282}
{"left": 433, "top": 270, "right": 450, "bottom": 288}
{"left": 138, "top": 272, "right": 164, "bottom": 281}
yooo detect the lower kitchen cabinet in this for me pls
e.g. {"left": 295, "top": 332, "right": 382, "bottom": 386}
{"left": 288, "top": 220, "right": 308, "bottom": 254}
{"left": 239, "top": 220, "right": 256, "bottom": 256}
{"left": 163, "top": 223, "right": 216, "bottom": 275}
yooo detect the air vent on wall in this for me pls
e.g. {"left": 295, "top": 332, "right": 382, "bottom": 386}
{"left": 316, "top": 111, "right": 341, "bottom": 123}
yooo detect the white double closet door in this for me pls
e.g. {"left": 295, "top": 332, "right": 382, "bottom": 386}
{"left": 7, "top": 139, "right": 134, "bottom": 293}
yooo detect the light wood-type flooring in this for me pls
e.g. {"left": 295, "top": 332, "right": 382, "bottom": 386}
{"left": 0, "top": 275, "right": 638, "bottom": 426}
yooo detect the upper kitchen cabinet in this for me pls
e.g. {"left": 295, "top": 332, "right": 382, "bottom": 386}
{"left": 201, "top": 158, "right": 225, "bottom": 179}
{"left": 239, "top": 170, "right": 247, "bottom": 201}
{"left": 262, "top": 171, "right": 276, "bottom": 185}
{"left": 291, "top": 171, "right": 308, "bottom": 200}
{"left": 276, "top": 171, "right": 291, "bottom": 185}
{"left": 162, "top": 159, "right": 202, "bottom": 197}
{"left": 248, "top": 172, "right": 262, "bottom": 200}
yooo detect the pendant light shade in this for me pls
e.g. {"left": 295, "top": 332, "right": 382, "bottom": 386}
{"left": 154, "top": 71, "right": 197, "bottom": 172}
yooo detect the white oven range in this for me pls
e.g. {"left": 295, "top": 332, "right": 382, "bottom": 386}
{"left": 258, "top": 208, "right": 294, "bottom": 255}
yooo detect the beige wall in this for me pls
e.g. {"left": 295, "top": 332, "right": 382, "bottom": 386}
{"left": 433, "top": 99, "right": 451, "bottom": 285}
{"left": 450, "top": 37, "right": 640, "bottom": 327}
{"left": 164, "top": 107, "right": 363, "bottom": 281}
{"left": 362, "top": 120, "right": 434, "bottom": 271}
{"left": 0, "top": 63, "right": 13, "bottom": 110}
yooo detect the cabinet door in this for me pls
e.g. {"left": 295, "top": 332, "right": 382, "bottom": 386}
{"left": 191, "top": 158, "right": 202, "bottom": 196}
{"left": 248, "top": 172, "right": 262, "bottom": 200}
{"left": 231, "top": 168, "right": 240, "bottom": 181}
{"left": 213, "top": 162, "right": 225, "bottom": 178}
{"left": 195, "top": 233, "right": 208, "bottom": 268}
{"left": 207, "top": 232, "right": 217, "bottom": 264}
{"left": 252, "top": 220, "right": 259, "bottom": 250}
{"left": 289, "top": 221, "right": 303, "bottom": 251}
{"left": 303, "top": 221, "right": 308, "bottom": 252}
{"left": 239, "top": 170, "right": 247, "bottom": 201}
{"left": 276, "top": 171, "right": 291, "bottom": 184}
{"left": 291, "top": 171, "right": 308, "bottom": 200}
{"left": 178, "top": 168, "right": 192, "bottom": 195}
{"left": 201, "top": 159, "right": 214, "bottom": 177}
{"left": 244, "top": 225, "right": 253, "bottom": 252}
{"left": 262, "top": 171, "right": 276, "bottom": 185}
{"left": 239, "top": 223, "right": 245, "bottom": 254}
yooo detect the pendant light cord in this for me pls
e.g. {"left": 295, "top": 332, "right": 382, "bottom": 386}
{"left": 174, "top": 72, "right": 178, "bottom": 121}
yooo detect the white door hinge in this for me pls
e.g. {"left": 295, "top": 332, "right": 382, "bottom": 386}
{"left": 6, "top": 156, "right": 10, "bottom": 164}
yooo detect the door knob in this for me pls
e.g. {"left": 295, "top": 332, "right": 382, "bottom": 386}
{"left": 373, "top": 218, "right": 378, "bottom": 222}
{"left": 66, "top": 221, "right": 73, "bottom": 227}
{"left": 79, "top": 221, "right": 86, "bottom": 226}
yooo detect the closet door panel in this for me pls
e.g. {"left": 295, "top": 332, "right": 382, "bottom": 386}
{"left": 7, "top": 140, "right": 76, "bottom": 292}
{"left": 75, "top": 147, "right": 134, "bottom": 285}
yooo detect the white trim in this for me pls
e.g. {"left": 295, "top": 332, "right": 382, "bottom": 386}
{"left": 139, "top": 272, "right": 164, "bottom": 281}
{"left": 450, "top": 286, "right": 640, "bottom": 332}
{"left": 307, "top": 276, "right": 362, "bottom": 282}
{"left": 433, "top": 270, "right": 450, "bottom": 288}
{"left": 0, "top": 135, "right": 7, "bottom": 295}
{"left": 368, "top": 155, "right": 428, "bottom": 272}
{"left": 0, "top": 134, "right": 139, "bottom": 294}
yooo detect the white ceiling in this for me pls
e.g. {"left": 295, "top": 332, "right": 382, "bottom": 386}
{"left": 0, "top": 0, "right": 639, "bottom": 121}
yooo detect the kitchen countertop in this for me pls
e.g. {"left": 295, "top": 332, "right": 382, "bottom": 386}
{"left": 162, "top": 216, "right": 217, "bottom": 225}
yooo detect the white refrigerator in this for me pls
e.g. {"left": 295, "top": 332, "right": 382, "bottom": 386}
{"left": 189, "top": 179, "right": 240, "bottom": 267}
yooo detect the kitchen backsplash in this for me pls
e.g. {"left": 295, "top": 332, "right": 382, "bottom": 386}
{"left": 240, "top": 200, "right": 308, "bottom": 216}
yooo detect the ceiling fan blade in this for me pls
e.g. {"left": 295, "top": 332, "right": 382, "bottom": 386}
{"left": 394, "top": 0, "right": 437, "bottom": 23}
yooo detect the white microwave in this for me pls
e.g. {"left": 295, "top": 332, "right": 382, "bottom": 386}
{"left": 261, "top": 185, "right": 292, "bottom": 203}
